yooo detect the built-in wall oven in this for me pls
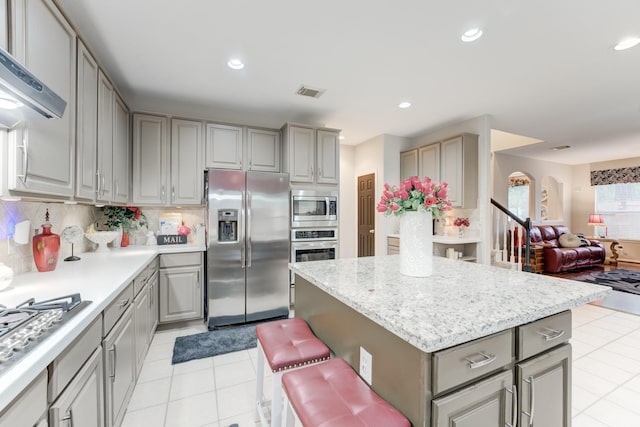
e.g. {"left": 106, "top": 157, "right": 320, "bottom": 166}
{"left": 291, "top": 190, "right": 338, "bottom": 228}
{"left": 290, "top": 228, "right": 338, "bottom": 291}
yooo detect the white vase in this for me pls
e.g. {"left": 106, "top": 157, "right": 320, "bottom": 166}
{"left": 399, "top": 210, "right": 433, "bottom": 277}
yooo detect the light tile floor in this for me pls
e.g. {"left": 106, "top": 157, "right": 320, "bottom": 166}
{"left": 123, "top": 303, "right": 640, "bottom": 427}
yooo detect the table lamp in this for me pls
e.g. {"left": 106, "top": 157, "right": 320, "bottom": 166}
{"left": 588, "top": 214, "right": 605, "bottom": 237}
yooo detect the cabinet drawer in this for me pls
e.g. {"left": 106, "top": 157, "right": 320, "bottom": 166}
{"left": 103, "top": 283, "right": 134, "bottom": 337}
{"left": 159, "top": 252, "right": 201, "bottom": 268}
{"left": 133, "top": 271, "right": 147, "bottom": 297}
{"left": 48, "top": 316, "right": 102, "bottom": 401}
{"left": 432, "top": 329, "right": 514, "bottom": 395}
{"left": 517, "top": 310, "right": 571, "bottom": 361}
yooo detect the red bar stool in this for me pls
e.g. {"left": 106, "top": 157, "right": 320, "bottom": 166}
{"left": 255, "top": 318, "right": 330, "bottom": 427}
{"left": 282, "top": 358, "right": 411, "bottom": 427}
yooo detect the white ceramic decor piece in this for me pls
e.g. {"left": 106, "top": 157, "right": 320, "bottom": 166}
{"left": 400, "top": 211, "right": 433, "bottom": 277}
{"left": 0, "top": 263, "right": 13, "bottom": 291}
{"left": 85, "top": 231, "right": 119, "bottom": 252}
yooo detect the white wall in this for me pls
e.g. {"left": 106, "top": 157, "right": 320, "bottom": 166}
{"left": 353, "top": 135, "right": 384, "bottom": 256}
{"left": 339, "top": 144, "right": 356, "bottom": 258}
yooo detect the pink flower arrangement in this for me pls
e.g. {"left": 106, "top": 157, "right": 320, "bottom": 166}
{"left": 178, "top": 225, "right": 191, "bottom": 236}
{"left": 376, "top": 176, "right": 452, "bottom": 217}
{"left": 454, "top": 217, "right": 470, "bottom": 227}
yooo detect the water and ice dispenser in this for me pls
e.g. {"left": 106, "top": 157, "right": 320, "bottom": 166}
{"left": 218, "top": 210, "right": 238, "bottom": 242}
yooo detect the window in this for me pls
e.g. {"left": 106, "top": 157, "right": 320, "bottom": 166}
{"left": 594, "top": 183, "right": 640, "bottom": 238}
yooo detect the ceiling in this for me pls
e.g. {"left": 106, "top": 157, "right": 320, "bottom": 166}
{"left": 57, "top": 0, "right": 640, "bottom": 165}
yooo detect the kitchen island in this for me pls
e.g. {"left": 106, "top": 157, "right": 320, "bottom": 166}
{"left": 290, "top": 255, "right": 611, "bottom": 427}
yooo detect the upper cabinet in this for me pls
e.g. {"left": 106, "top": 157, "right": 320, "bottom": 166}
{"left": 205, "top": 124, "right": 280, "bottom": 172}
{"left": 132, "top": 114, "right": 204, "bottom": 206}
{"left": 112, "top": 95, "right": 130, "bottom": 203}
{"left": 96, "top": 71, "right": 114, "bottom": 203}
{"left": 400, "top": 133, "right": 477, "bottom": 208}
{"left": 8, "top": 0, "right": 77, "bottom": 197}
{"left": 282, "top": 124, "right": 340, "bottom": 186}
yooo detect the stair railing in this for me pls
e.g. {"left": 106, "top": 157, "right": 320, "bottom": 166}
{"left": 491, "top": 198, "right": 533, "bottom": 273}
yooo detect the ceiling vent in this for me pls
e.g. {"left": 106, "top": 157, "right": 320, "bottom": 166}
{"left": 296, "top": 85, "right": 325, "bottom": 99}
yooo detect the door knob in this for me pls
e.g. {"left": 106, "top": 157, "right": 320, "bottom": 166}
{"left": 369, "top": 229, "right": 374, "bottom": 234}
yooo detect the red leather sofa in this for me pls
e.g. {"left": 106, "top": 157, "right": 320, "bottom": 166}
{"left": 529, "top": 225, "right": 605, "bottom": 273}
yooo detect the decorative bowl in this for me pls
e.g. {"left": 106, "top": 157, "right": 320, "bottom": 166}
{"left": 85, "top": 231, "right": 120, "bottom": 252}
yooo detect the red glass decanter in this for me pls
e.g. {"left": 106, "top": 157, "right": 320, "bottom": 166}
{"left": 32, "top": 209, "right": 60, "bottom": 272}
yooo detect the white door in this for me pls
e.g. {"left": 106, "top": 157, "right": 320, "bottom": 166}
{"left": 247, "top": 128, "right": 280, "bottom": 172}
{"left": 288, "top": 126, "right": 314, "bottom": 183}
{"left": 205, "top": 123, "right": 243, "bottom": 169}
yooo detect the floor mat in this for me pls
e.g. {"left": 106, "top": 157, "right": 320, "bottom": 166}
{"left": 573, "top": 269, "right": 640, "bottom": 295}
{"left": 172, "top": 323, "right": 256, "bottom": 364}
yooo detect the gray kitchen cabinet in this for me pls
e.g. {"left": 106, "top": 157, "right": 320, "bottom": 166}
{"left": 103, "top": 305, "right": 135, "bottom": 427}
{"left": 133, "top": 283, "right": 150, "bottom": 377}
{"left": 132, "top": 113, "right": 169, "bottom": 205}
{"left": 440, "top": 133, "right": 478, "bottom": 208}
{"left": 96, "top": 70, "right": 114, "bottom": 203}
{"left": 112, "top": 95, "right": 130, "bottom": 203}
{"left": 171, "top": 118, "right": 204, "bottom": 205}
{"left": 0, "top": 371, "right": 48, "bottom": 427}
{"left": 247, "top": 128, "right": 280, "bottom": 172}
{"left": 159, "top": 252, "right": 203, "bottom": 323}
{"left": 418, "top": 143, "right": 440, "bottom": 181}
{"left": 49, "top": 347, "right": 104, "bottom": 427}
{"left": 8, "top": 0, "right": 76, "bottom": 197}
{"left": 75, "top": 40, "right": 99, "bottom": 201}
{"left": 0, "top": 0, "right": 6, "bottom": 50}
{"left": 399, "top": 148, "right": 417, "bottom": 180}
{"left": 283, "top": 124, "right": 340, "bottom": 185}
{"left": 432, "top": 370, "right": 515, "bottom": 427}
{"left": 205, "top": 123, "right": 243, "bottom": 170}
{"left": 148, "top": 268, "right": 159, "bottom": 339}
{"left": 517, "top": 344, "right": 571, "bottom": 427}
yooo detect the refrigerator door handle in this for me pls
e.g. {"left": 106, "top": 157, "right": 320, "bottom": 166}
{"left": 247, "top": 190, "right": 252, "bottom": 267}
{"left": 241, "top": 190, "right": 246, "bottom": 268}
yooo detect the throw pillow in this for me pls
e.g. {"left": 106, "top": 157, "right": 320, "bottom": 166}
{"left": 576, "top": 233, "right": 590, "bottom": 247}
{"left": 558, "top": 233, "right": 582, "bottom": 248}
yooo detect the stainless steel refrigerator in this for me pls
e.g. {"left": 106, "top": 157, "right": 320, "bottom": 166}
{"left": 206, "top": 169, "right": 290, "bottom": 328}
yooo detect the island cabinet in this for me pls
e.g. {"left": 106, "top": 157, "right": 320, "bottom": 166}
{"left": 282, "top": 123, "right": 340, "bottom": 185}
{"left": 292, "top": 261, "right": 586, "bottom": 427}
{"left": 8, "top": 0, "right": 77, "bottom": 197}
{"left": 159, "top": 252, "right": 203, "bottom": 323}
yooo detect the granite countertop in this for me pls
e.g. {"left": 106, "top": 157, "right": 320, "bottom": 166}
{"left": 0, "top": 243, "right": 205, "bottom": 412}
{"left": 290, "top": 256, "right": 611, "bottom": 353}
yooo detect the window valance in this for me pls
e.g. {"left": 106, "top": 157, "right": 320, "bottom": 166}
{"left": 590, "top": 166, "right": 640, "bottom": 186}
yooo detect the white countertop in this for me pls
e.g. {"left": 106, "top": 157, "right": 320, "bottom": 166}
{"left": 0, "top": 243, "right": 205, "bottom": 412}
{"left": 290, "top": 256, "right": 611, "bottom": 353}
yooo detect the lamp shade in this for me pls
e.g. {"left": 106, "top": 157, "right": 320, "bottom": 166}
{"left": 588, "top": 214, "right": 605, "bottom": 226}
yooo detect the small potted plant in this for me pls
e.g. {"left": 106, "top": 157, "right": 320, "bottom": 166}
{"left": 102, "top": 206, "right": 147, "bottom": 247}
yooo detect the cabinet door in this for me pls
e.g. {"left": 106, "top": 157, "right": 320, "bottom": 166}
{"left": 418, "top": 143, "right": 440, "bottom": 182}
{"left": 134, "top": 286, "right": 149, "bottom": 377}
{"left": 159, "top": 265, "right": 203, "bottom": 323}
{"left": 112, "top": 95, "right": 130, "bottom": 204}
{"left": 0, "top": 371, "right": 47, "bottom": 427}
{"left": 132, "top": 114, "right": 169, "bottom": 205}
{"left": 148, "top": 270, "right": 159, "bottom": 338}
{"left": 49, "top": 347, "right": 104, "bottom": 427}
{"left": 247, "top": 128, "right": 280, "bottom": 172}
{"left": 205, "top": 123, "right": 243, "bottom": 169}
{"left": 103, "top": 306, "right": 135, "bottom": 427}
{"left": 75, "top": 41, "right": 98, "bottom": 201}
{"left": 316, "top": 129, "right": 339, "bottom": 184}
{"left": 400, "top": 149, "right": 418, "bottom": 180}
{"left": 517, "top": 344, "right": 571, "bottom": 427}
{"left": 97, "top": 71, "right": 114, "bottom": 203}
{"left": 171, "top": 119, "right": 204, "bottom": 205}
{"left": 9, "top": 0, "right": 76, "bottom": 197}
{"left": 440, "top": 136, "right": 463, "bottom": 206}
{"left": 288, "top": 126, "right": 315, "bottom": 183}
{"left": 432, "top": 370, "right": 515, "bottom": 427}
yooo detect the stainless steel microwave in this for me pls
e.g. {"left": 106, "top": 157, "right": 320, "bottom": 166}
{"left": 291, "top": 190, "right": 338, "bottom": 228}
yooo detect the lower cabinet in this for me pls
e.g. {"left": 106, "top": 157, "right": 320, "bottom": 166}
{"left": 0, "top": 371, "right": 48, "bottom": 427}
{"left": 148, "top": 269, "right": 159, "bottom": 340}
{"left": 49, "top": 347, "right": 104, "bottom": 427}
{"left": 159, "top": 253, "right": 203, "bottom": 323}
{"left": 103, "top": 306, "right": 135, "bottom": 427}
{"left": 133, "top": 284, "right": 150, "bottom": 377}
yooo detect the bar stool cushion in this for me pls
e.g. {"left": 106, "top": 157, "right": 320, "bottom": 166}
{"left": 256, "top": 317, "right": 330, "bottom": 372}
{"left": 282, "top": 358, "right": 410, "bottom": 427}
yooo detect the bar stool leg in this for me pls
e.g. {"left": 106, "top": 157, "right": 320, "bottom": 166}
{"left": 271, "top": 371, "right": 283, "bottom": 427}
{"left": 283, "top": 393, "right": 295, "bottom": 427}
{"left": 255, "top": 340, "right": 266, "bottom": 423}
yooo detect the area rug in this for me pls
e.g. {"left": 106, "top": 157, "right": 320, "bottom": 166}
{"left": 172, "top": 323, "right": 257, "bottom": 364}
{"left": 573, "top": 269, "right": 640, "bottom": 295}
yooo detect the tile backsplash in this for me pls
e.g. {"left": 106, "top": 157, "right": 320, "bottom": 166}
{"left": 0, "top": 201, "right": 206, "bottom": 275}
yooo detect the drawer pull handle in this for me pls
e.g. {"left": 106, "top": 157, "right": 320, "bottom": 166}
{"left": 506, "top": 384, "right": 517, "bottom": 427}
{"left": 537, "top": 327, "right": 564, "bottom": 341}
{"left": 119, "top": 299, "right": 130, "bottom": 309}
{"left": 523, "top": 376, "right": 535, "bottom": 426}
{"left": 62, "top": 409, "right": 74, "bottom": 427}
{"left": 464, "top": 351, "right": 497, "bottom": 369}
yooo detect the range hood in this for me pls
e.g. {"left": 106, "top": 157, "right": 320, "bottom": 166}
{"left": 0, "top": 46, "right": 66, "bottom": 128}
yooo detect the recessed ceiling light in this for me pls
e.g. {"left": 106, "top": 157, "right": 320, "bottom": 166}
{"left": 398, "top": 101, "right": 412, "bottom": 109}
{"left": 461, "top": 28, "right": 483, "bottom": 42}
{"left": 551, "top": 145, "right": 571, "bottom": 151}
{"left": 227, "top": 59, "right": 245, "bottom": 70}
{"left": 614, "top": 37, "right": 640, "bottom": 51}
